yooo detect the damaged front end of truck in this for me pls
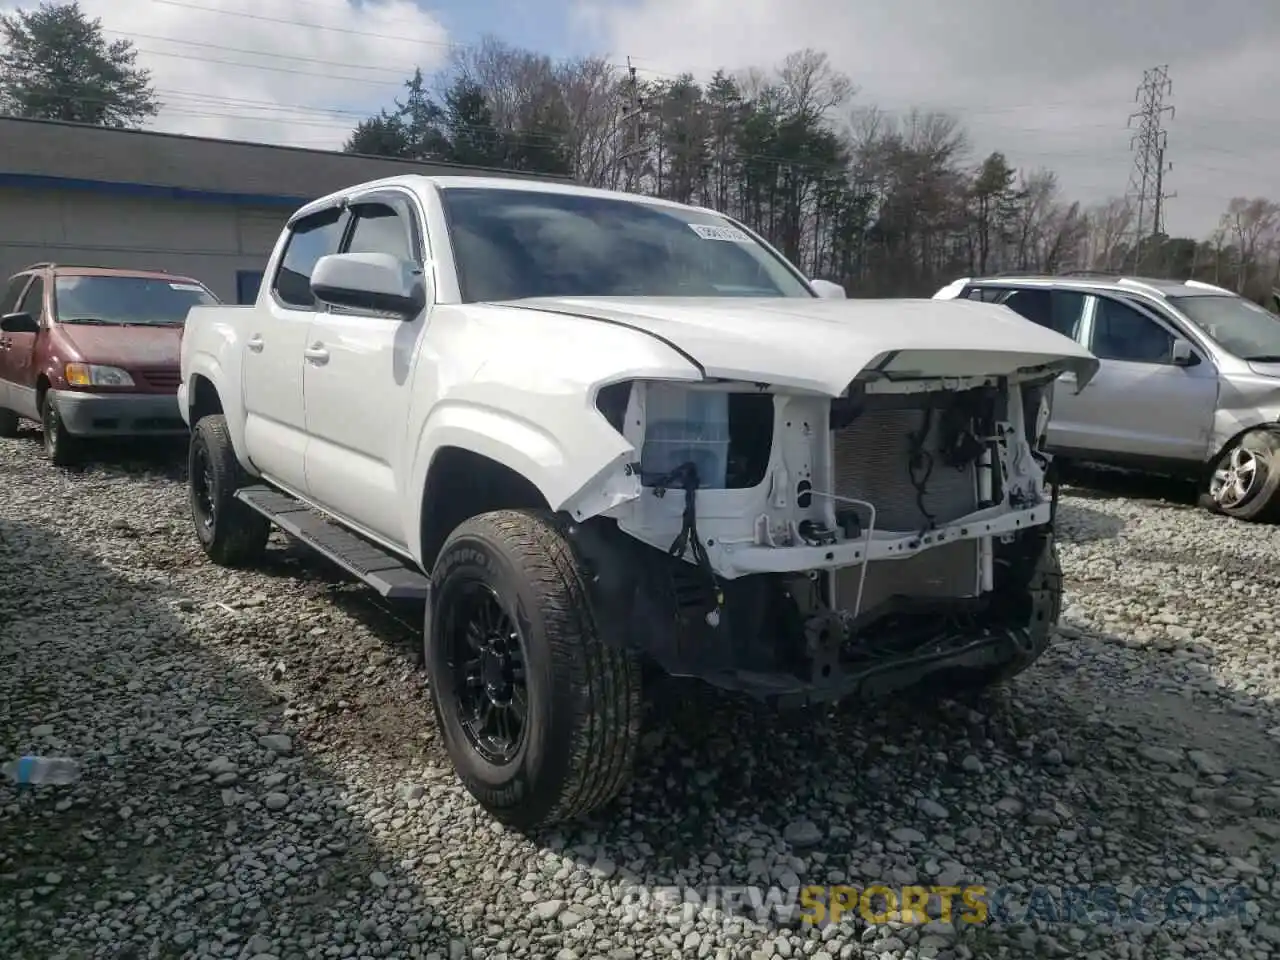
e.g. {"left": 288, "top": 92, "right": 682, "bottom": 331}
{"left": 565, "top": 350, "right": 1095, "bottom": 707}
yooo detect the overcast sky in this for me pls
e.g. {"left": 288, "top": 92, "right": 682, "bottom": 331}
{"left": 4, "top": 0, "right": 1277, "bottom": 238}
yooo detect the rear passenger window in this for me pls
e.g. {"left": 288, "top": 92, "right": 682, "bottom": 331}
{"left": 344, "top": 203, "right": 414, "bottom": 261}
{"left": 1000, "top": 289, "right": 1085, "bottom": 339}
{"left": 19, "top": 276, "right": 44, "bottom": 320}
{"left": 1090, "top": 298, "right": 1175, "bottom": 363}
{"left": 1, "top": 275, "right": 29, "bottom": 315}
{"left": 1047, "top": 291, "right": 1086, "bottom": 339}
{"left": 272, "top": 208, "right": 345, "bottom": 309}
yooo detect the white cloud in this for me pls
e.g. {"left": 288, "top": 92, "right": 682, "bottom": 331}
{"left": 575, "top": 0, "right": 1280, "bottom": 237}
{"left": 2, "top": 0, "right": 451, "bottom": 148}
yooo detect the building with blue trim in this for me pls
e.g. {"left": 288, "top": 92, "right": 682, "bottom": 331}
{"left": 0, "top": 117, "right": 571, "bottom": 304}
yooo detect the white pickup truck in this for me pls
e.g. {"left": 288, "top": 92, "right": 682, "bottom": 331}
{"left": 179, "top": 174, "right": 1099, "bottom": 829}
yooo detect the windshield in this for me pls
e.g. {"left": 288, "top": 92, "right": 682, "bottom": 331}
{"left": 439, "top": 187, "right": 814, "bottom": 301}
{"left": 54, "top": 275, "right": 217, "bottom": 325}
{"left": 1168, "top": 294, "right": 1280, "bottom": 360}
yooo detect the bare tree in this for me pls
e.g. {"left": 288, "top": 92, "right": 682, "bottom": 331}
{"left": 1083, "top": 197, "right": 1134, "bottom": 271}
{"left": 1222, "top": 197, "right": 1280, "bottom": 295}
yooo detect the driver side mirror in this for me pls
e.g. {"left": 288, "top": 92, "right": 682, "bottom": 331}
{"left": 0, "top": 311, "right": 39, "bottom": 334}
{"left": 810, "top": 278, "right": 847, "bottom": 300}
{"left": 1170, "top": 338, "right": 1196, "bottom": 366}
{"left": 310, "top": 252, "right": 429, "bottom": 319}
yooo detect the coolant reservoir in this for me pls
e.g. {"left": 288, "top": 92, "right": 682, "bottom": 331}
{"left": 639, "top": 383, "right": 730, "bottom": 489}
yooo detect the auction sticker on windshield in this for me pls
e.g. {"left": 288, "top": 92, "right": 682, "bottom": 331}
{"left": 689, "top": 223, "right": 752, "bottom": 242}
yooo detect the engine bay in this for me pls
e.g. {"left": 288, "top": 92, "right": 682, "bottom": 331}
{"left": 579, "top": 371, "right": 1063, "bottom": 703}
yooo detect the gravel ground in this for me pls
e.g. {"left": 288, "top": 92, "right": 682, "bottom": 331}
{"left": 2, "top": 427, "right": 1279, "bottom": 960}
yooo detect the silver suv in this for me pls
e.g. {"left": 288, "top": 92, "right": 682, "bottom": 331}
{"left": 934, "top": 273, "right": 1280, "bottom": 521}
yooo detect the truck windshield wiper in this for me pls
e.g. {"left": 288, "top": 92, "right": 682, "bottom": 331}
{"left": 1243, "top": 354, "right": 1280, "bottom": 362}
{"left": 59, "top": 317, "right": 126, "bottom": 325}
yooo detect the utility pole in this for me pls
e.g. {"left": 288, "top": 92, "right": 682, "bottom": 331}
{"left": 617, "top": 58, "right": 646, "bottom": 193}
{"left": 1126, "top": 65, "right": 1174, "bottom": 273}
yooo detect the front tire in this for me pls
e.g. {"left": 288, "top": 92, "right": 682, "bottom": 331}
{"left": 41, "top": 393, "right": 79, "bottom": 466}
{"left": 189, "top": 414, "right": 270, "bottom": 566}
{"left": 425, "top": 509, "right": 643, "bottom": 831}
{"left": 1200, "top": 429, "right": 1280, "bottom": 522}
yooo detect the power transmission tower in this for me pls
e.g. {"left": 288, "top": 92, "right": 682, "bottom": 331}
{"left": 1126, "top": 65, "right": 1174, "bottom": 272}
{"left": 1152, "top": 145, "right": 1176, "bottom": 238}
{"left": 617, "top": 58, "right": 646, "bottom": 193}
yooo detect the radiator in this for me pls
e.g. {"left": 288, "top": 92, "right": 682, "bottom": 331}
{"left": 830, "top": 408, "right": 981, "bottom": 618}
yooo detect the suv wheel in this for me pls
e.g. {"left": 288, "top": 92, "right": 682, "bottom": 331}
{"left": 1201, "top": 429, "right": 1280, "bottom": 522}
{"left": 41, "top": 394, "right": 79, "bottom": 466}
{"left": 189, "top": 414, "right": 270, "bottom": 566}
{"left": 425, "top": 509, "right": 643, "bottom": 830}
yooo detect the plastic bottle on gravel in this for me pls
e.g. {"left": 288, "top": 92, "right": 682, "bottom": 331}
{"left": 1, "top": 756, "right": 81, "bottom": 785}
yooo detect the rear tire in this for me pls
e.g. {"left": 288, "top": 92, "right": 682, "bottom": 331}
{"left": 189, "top": 414, "right": 270, "bottom": 566}
{"left": 0, "top": 408, "right": 19, "bottom": 438}
{"left": 1199, "top": 429, "right": 1280, "bottom": 522}
{"left": 425, "top": 509, "right": 643, "bottom": 830}
{"left": 41, "top": 393, "right": 79, "bottom": 467}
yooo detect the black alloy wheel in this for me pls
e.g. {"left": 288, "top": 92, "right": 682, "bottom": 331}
{"left": 442, "top": 580, "right": 530, "bottom": 764}
{"left": 190, "top": 433, "right": 218, "bottom": 534}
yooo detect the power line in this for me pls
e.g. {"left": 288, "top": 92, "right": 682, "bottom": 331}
{"left": 1126, "top": 65, "right": 1175, "bottom": 269}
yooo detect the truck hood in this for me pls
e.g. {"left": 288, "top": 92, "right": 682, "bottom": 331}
{"left": 506, "top": 296, "right": 1100, "bottom": 395}
{"left": 55, "top": 323, "right": 183, "bottom": 368}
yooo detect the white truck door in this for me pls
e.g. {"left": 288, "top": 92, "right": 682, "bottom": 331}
{"left": 243, "top": 205, "right": 346, "bottom": 496}
{"left": 303, "top": 194, "right": 430, "bottom": 547}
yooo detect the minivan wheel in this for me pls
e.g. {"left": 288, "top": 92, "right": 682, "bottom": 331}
{"left": 41, "top": 394, "right": 79, "bottom": 466}
{"left": 425, "top": 509, "right": 643, "bottom": 831}
{"left": 189, "top": 414, "right": 270, "bottom": 566}
{"left": 1200, "top": 429, "right": 1280, "bottom": 522}
{"left": 0, "top": 408, "right": 19, "bottom": 438}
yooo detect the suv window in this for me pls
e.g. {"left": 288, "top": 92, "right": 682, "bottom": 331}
{"left": 344, "top": 202, "right": 413, "bottom": 261}
{"left": 1090, "top": 297, "right": 1174, "bottom": 363}
{"left": 1000, "top": 288, "right": 1087, "bottom": 339}
{"left": 963, "top": 286, "right": 1006, "bottom": 303}
{"left": 19, "top": 276, "right": 44, "bottom": 320}
{"left": 1, "top": 274, "right": 29, "bottom": 315}
{"left": 273, "top": 207, "right": 346, "bottom": 308}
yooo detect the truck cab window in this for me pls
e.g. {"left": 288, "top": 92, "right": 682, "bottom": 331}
{"left": 273, "top": 208, "right": 345, "bottom": 309}
{"left": 344, "top": 203, "right": 413, "bottom": 262}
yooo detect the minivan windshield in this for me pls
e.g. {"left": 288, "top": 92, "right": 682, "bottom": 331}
{"left": 54, "top": 275, "right": 217, "bottom": 326}
{"left": 439, "top": 187, "right": 814, "bottom": 301}
{"left": 1170, "top": 294, "right": 1280, "bottom": 360}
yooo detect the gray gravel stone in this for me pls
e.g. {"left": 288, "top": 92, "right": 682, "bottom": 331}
{"left": 1, "top": 435, "right": 1279, "bottom": 960}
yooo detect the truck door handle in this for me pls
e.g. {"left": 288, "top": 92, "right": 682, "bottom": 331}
{"left": 246, "top": 334, "right": 264, "bottom": 353}
{"left": 303, "top": 344, "right": 330, "bottom": 365}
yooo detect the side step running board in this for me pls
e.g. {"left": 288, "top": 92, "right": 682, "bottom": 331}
{"left": 235, "top": 485, "right": 431, "bottom": 601}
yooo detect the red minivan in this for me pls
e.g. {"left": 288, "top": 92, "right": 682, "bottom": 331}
{"left": 0, "top": 263, "right": 220, "bottom": 464}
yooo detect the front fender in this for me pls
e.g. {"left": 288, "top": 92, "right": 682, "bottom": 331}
{"left": 1210, "top": 378, "right": 1280, "bottom": 463}
{"left": 404, "top": 399, "right": 640, "bottom": 565}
